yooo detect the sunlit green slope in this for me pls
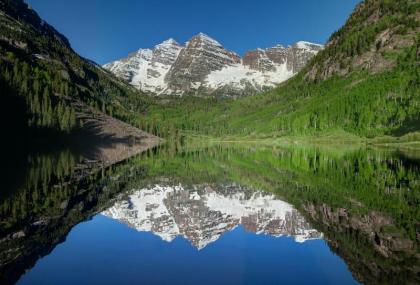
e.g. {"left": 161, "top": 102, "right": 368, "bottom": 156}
{"left": 138, "top": 0, "right": 419, "bottom": 141}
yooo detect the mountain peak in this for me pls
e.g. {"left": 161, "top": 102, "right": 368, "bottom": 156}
{"left": 294, "top": 41, "right": 323, "bottom": 49}
{"left": 136, "top": 48, "right": 153, "bottom": 58}
{"left": 158, "top": 38, "right": 180, "bottom": 47}
{"left": 273, "top": 44, "right": 285, "bottom": 49}
{"left": 104, "top": 34, "right": 322, "bottom": 97}
{"left": 190, "top": 32, "right": 222, "bottom": 47}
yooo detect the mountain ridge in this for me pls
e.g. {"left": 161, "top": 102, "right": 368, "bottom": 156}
{"left": 103, "top": 33, "right": 323, "bottom": 97}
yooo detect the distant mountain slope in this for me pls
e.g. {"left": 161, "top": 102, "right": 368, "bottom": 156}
{"left": 0, "top": 0, "right": 150, "bottom": 137}
{"left": 103, "top": 33, "right": 322, "bottom": 97}
{"left": 140, "top": 0, "right": 419, "bottom": 139}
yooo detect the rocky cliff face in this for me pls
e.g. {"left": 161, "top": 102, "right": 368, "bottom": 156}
{"left": 102, "top": 183, "right": 321, "bottom": 249}
{"left": 103, "top": 34, "right": 322, "bottom": 97}
{"left": 164, "top": 33, "right": 241, "bottom": 95}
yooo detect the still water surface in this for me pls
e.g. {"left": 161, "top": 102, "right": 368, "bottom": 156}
{"left": 1, "top": 144, "right": 418, "bottom": 284}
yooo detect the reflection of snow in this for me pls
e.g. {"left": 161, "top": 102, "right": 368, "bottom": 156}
{"left": 103, "top": 183, "right": 322, "bottom": 249}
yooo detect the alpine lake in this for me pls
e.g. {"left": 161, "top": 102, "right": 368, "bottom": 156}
{"left": 1, "top": 141, "right": 419, "bottom": 285}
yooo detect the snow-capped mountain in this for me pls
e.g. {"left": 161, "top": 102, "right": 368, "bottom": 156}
{"left": 102, "top": 183, "right": 322, "bottom": 249}
{"left": 103, "top": 33, "right": 323, "bottom": 97}
{"left": 103, "top": 38, "right": 183, "bottom": 94}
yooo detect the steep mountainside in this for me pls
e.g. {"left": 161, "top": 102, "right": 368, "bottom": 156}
{"left": 104, "top": 33, "right": 322, "bottom": 97}
{"left": 306, "top": 0, "right": 419, "bottom": 80}
{"left": 103, "top": 39, "right": 183, "bottom": 95}
{"left": 0, "top": 0, "right": 150, "bottom": 136}
{"left": 138, "top": 0, "right": 419, "bottom": 139}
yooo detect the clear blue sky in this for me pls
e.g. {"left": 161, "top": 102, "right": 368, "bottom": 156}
{"left": 26, "top": 0, "right": 361, "bottom": 65}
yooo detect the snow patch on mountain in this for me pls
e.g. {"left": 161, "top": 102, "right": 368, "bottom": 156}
{"left": 205, "top": 62, "right": 294, "bottom": 90}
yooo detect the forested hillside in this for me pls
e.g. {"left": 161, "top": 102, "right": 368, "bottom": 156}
{"left": 1, "top": 0, "right": 418, "bottom": 143}
{"left": 0, "top": 0, "right": 150, "bottom": 137}
{"left": 137, "top": 0, "right": 419, "bottom": 140}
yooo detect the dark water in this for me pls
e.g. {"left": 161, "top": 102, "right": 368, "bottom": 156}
{"left": 1, "top": 144, "right": 419, "bottom": 285}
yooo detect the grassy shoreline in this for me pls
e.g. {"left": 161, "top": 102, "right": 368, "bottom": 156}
{"left": 183, "top": 130, "right": 420, "bottom": 151}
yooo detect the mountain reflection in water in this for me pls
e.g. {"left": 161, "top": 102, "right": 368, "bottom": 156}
{"left": 103, "top": 183, "right": 322, "bottom": 249}
{"left": 1, "top": 143, "right": 419, "bottom": 285}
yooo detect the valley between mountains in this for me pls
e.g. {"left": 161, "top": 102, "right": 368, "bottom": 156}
{"left": 0, "top": 1, "right": 419, "bottom": 284}
{"left": 0, "top": 0, "right": 419, "bottom": 150}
